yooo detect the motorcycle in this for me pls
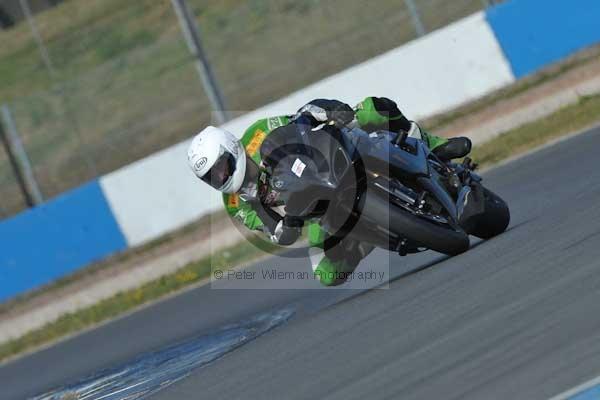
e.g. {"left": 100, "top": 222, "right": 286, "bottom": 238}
{"left": 261, "top": 122, "right": 510, "bottom": 256}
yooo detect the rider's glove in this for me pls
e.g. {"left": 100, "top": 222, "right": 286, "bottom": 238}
{"left": 294, "top": 100, "right": 355, "bottom": 128}
{"left": 270, "top": 217, "right": 303, "bottom": 245}
{"left": 295, "top": 104, "right": 328, "bottom": 123}
{"left": 326, "top": 102, "right": 355, "bottom": 128}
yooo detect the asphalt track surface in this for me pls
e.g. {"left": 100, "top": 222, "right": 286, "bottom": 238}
{"left": 3, "top": 126, "right": 600, "bottom": 399}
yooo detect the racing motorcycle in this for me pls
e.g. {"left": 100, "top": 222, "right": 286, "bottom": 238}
{"left": 261, "top": 122, "right": 510, "bottom": 256}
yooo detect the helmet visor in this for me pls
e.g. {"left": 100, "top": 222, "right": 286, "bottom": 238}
{"left": 201, "top": 150, "right": 237, "bottom": 190}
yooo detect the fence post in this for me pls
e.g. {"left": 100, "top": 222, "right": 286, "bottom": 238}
{"left": 19, "top": 0, "right": 56, "bottom": 77}
{"left": 0, "top": 105, "right": 44, "bottom": 207}
{"left": 404, "top": 0, "right": 426, "bottom": 37}
{"left": 171, "top": 0, "right": 230, "bottom": 125}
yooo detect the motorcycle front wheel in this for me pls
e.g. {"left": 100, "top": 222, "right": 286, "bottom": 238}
{"left": 361, "top": 187, "right": 470, "bottom": 256}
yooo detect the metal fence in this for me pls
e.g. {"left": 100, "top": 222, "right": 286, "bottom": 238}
{"left": 0, "top": 0, "right": 497, "bottom": 218}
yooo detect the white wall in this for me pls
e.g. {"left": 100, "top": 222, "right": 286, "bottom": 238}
{"left": 100, "top": 11, "right": 515, "bottom": 246}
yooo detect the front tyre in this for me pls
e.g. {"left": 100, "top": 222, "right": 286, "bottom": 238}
{"left": 361, "top": 188, "right": 470, "bottom": 256}
{"left": 470, "top": 188, "right": 510, "bottom": 239}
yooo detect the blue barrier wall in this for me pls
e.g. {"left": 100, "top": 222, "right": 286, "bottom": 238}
{"left": 486, "top": 0, "right": 600, "bottom": 78}
{"left": 0, "top": 180, "right": 126, "bottom": 301}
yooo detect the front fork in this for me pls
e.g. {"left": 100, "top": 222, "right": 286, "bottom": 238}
{"left": 419, "top": 158, "right": 485, "bottom": 233}
{"left": 454, "top": 159, "right": 485, "bottom": 232}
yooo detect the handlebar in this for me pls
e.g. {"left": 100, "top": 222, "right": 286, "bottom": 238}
{"left": 393, "top": 130, "right": 408, "bottom": 147}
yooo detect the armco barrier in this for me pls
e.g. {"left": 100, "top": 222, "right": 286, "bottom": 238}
{"left": 486, "top": 0, "right": 600, "bottom": 78}
{"left": 0, "top": 180, "right": 126, "bottom": 301}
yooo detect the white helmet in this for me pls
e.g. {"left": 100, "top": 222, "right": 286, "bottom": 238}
{"left": 187, "top": 126, "right": 247, "bottom": 194}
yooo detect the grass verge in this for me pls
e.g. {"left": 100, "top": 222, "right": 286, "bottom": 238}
{"left": 0, "top": 0, "right": 482, "bottom": 216}
{"left": 2, "top": 92, "right": 600, "bottom": 363}
{"left": 471, "top": 94, "right": 600, "bottom": 166}
{"left": 3, "top": 2, "right": 594, "bottom": 217}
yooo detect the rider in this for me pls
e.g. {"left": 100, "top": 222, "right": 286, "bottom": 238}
{"left": 187, "top": 97, "right": 472, "bottom": 286}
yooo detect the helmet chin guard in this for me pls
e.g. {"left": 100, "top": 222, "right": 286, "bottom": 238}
{"left": 187, "top": 126, "right": 246, "bottom": 193}
{"left": 219, "top": 147, "right": 246, "bottom": 193}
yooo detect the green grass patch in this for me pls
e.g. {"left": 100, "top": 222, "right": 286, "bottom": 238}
{"left": 471, "top": 93, "right": 600, "bottom": 167}
{"left": 3, "top": 92, "right": 600, "bottom": 363}
{"left": 0, "top": 0, "right": 483, "bottom": 216}
{"left": 1, "top": 0, "right": 597, "bottom": 217}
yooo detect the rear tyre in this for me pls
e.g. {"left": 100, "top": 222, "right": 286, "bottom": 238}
{"left": 470, "top": 188, "right": 510, "bottom": 239}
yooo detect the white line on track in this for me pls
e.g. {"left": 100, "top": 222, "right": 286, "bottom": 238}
{"left": 548, "top": 374, "right": 600, "bottom": 400}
